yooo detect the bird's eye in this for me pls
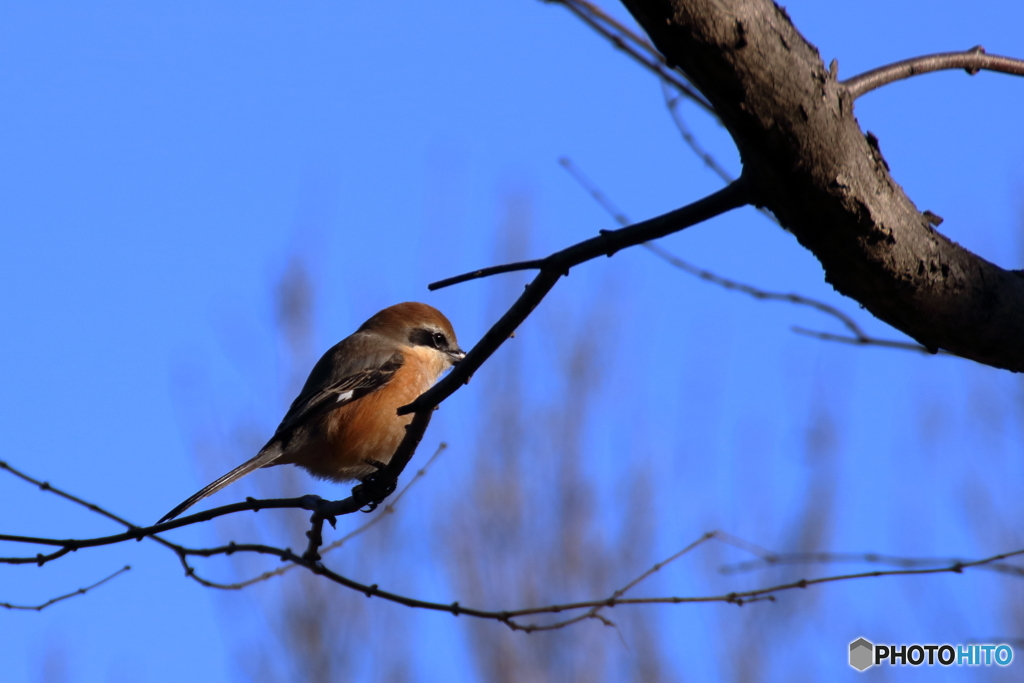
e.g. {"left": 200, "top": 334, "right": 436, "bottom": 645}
{"left": 409, "top": 327, "right": 447, "bottom": 349}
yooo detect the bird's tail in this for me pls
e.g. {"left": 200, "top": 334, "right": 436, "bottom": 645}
{"left": 157, "top": 441, "right": 283, "bottom": 524}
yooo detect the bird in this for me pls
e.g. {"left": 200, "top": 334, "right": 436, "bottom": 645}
{"left": 158, "top": 302, "right": 464, "bottom": 523}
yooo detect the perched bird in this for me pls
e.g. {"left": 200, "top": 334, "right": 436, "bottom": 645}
{"left": 158, "top": 302, "right": 463, "bottom": 523}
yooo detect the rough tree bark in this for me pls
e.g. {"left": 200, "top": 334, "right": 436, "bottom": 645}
{"left": 619, "top": 0, "right": 1024, "bottom": 372}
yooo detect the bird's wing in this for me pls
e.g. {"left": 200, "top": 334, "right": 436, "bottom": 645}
{"left": 156, "top": 333, "right": 404, "bottom": 524}
{"left": 272, "top": 348, "right": 404, "bottom": 437}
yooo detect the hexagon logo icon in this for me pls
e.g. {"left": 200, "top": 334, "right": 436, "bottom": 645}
{"left": 849, "top": 638, "right": 874, "bottom": 671}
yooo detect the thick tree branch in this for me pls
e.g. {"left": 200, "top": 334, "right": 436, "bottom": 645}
{"left": 619, "top": 0, "right": 1024, "bottom": 371}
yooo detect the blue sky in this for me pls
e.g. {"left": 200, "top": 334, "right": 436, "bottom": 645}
{"left": 2, "top": 1, "right": 1023, "bottom": 681}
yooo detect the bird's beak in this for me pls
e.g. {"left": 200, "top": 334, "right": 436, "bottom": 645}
{"left": 446, "top": 348, "right": 466, "bottom": 365}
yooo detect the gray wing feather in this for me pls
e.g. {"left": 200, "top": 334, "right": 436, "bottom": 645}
{"left": 156, "top": 331, "right": 403, "bottom": 523}
{"left": 273, "top": 332, "right": 404, "bottom": 436}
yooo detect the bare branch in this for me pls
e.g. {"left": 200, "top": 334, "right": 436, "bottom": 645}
{"left": 644, "top": 243, "right": 862, "bottom": 336}
{"left": 191, "top": 443, "right": 448, "bottom": 590}
{"left": 620, "top": 0, "right": 1024, "bottom": 371}
{"left": 412, "top": 179, "right": 750, "bottom": 414}
{"left": 660, "top": 82, "right": 736, "bottom": 186}
{"left": 1, "top": 565, "right": 131, "bottom": 611}
{"left": 300, "top": 409, "right": 430, "bottom": 561}
{"left": 430, "top": 180, "right": 749, "bottom": 292}
{"left": 0, "top": 459, "right": 195, "bottom": 560}
{"left": 521, "top": 532, "right": 722, "bottom": 632}
{"left": 0, "top": 460, "right": 151, "bottom": 533}
{"left": 1, "top": 437, "right": 445, "bottom": 593}
{"left": 0, "top": 459, "right": 228, "bottom": 591}
{"left": 558, "top": 157, "right": 938, "bottom": 353}
{"left": 0, "top": 494, "right": 336, "bottom": 566}
{"left": 4, "top": 462, "right": 1022, "bottom": 631}
{"left": 557, "top": 156, "right": 632, "bottom": 225}
{"left": 844, "top": 47, "right": 1024, "bottom": 99}
{"left": 0, "top": 475, "right": 421, "bottom": 567}
{"left": 170, "top": 532, "right": 1024, "bottom": 631}
{"left": 650, "top": 245, "right": 945, "bottom": 353}
{"left": 2, "top": 419, "right": 434, "bottom": 566}
{"left": 550, "top": 0, "right": 715, "bottom": 116}
{"left": 720, "top": 549, "right": 1024, "bottom": 578}
{"left": 791, "top": 328, "right": 951, "bottom": 355}
{"left": 428, "top": 259, "right": 547, "bottom": 290}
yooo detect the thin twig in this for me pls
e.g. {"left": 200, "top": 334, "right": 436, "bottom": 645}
{"left": 0, "top": 459, "right": 192, "bottom": 556}
{"left": 659, "top": 82, "right": 783, "bottom": 226}
{"left": 560, "top": 158, "right": 855, "bottom": 327}
{"left": 660, "top": 81, "right": 736, "bottom": 185}
{"left": 429, "top": 259, "right": 547, "bottom": 290}
{"left": 558, "top": 158, "right": 858, "bottom": 333}
{"left": 0, "top": 449, "right": 445, "bottom": 567}
{"left": 557, "top": 157, "right": 942, "bottom": 353}
{"left": 413, "top": 180, "right": 750, "bottom": 414}
{"left": 168, "top": 532, "right": 1024, "bottom": 631}
{"left": 0, "top": 494, "right": 345, "bottom": 565}
{"left": 429, "top": 179, "right": 748, "bottom": 291}
{"left": 551, "top": 0, "right": 716, "bottom": 116}
{"left": 720, "top": 550, "right": 1024, "bottom": 578}
{"left": 791, "top": 328, "right": 948, "bottom": 355}
{"left": 0, "top": 460, "right": 149, "bottom": 533}
{"left": 191, "top": 443, "right": 449, "bottom": 590}
{"left": 644, "top": 243, "right": 861, "bottom": 335}
{"left": 3, "top": 468, "right": 1022, "bottom": 630}
{"left": 843, "top": 47, "right": 1024, "bottom": 99}
{"left": 1, "top": 565, "right": 131, "bottom": 611}
{"left": 563, "top": 0, "right": 660, "bottom": 62}
{"left": 524, "top": 531, "right": 726, "bottom": 632}
{"left": 0, "top": 458, "right": 231, "bottom": 591}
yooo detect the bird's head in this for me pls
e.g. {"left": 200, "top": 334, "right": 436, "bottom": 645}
{"left": 360, "top": 302, "right": 465, "bottom": 366}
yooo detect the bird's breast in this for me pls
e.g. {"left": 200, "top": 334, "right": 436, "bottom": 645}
{"left": 297, "top": 346, "right": 447, "bottom": 482}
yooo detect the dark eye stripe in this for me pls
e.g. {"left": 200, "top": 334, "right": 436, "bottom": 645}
{"left": 409, "top": 327, "right": 447, "bottom": 349}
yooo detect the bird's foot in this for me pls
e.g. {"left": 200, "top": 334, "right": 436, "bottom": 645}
{"left": 352, "top": 461, "right": 397, "bottom": 512}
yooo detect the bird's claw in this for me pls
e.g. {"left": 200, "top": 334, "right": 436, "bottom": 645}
{"left": 353, "top": 464, "right": 398, "bottom": 513}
